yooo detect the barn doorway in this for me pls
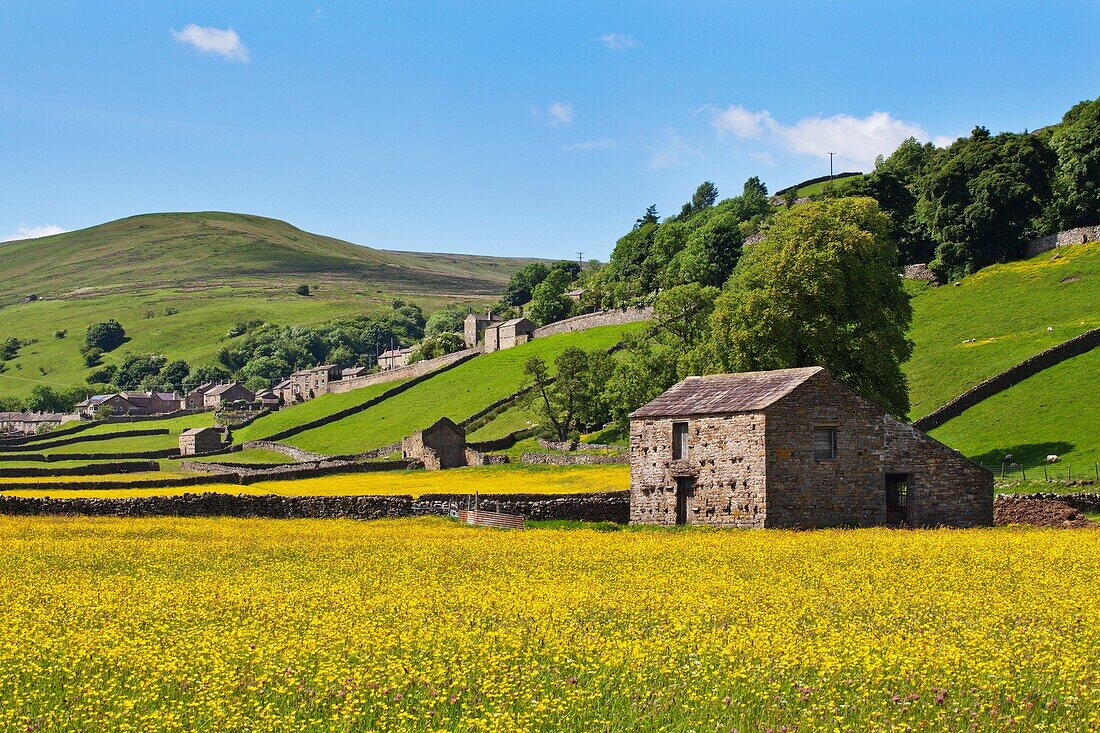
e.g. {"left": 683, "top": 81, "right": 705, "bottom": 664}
{"left": 674, "top": 476, "right": 695, "bottom": 525}
{"left": 886, "top": 473, "right": 909, "bottom": 525}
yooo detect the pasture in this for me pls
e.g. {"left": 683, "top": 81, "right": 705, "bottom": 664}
{"left": 0, "top": 516, "right": 1096, "bottom": 732}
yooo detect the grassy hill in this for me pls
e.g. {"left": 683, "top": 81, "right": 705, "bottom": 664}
{"left": 282, "top": 324, "right": 643, "bottom": 455}
{"left": 905, "top": 242, "right": 1100, "bottom": 419}
{"left": 0, "top": 212, "right": 540, "bottom": 400}
{"left": 929, "top": 348, "right": 1100, "bottom": 468}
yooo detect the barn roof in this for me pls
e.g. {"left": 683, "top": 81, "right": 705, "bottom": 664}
{"left": 180, "top": 427, "right": 219, "bottom": 436}
{"left": 206, "top": 383, "right": 245, "bottom": 396}
{"left": 630, "top": 367, "right": 824, "bottom": 418}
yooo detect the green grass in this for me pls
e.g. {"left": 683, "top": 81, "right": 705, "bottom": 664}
{"left": 0, "top": 413, "right": 215, "bottom": 460}
{"left": 467, "top": 401, "right": 540, "bottom": 441}
{"left": 905, "top": 242, "right": 1100, "bottom": 419}
{"left": 285, "top": 324, "right": 643, "bottom": 455}
{"left": 187, "top": 448, "right": 295, "bottom": 465}
{"left": 232, "top": 379, "right": 408, "bottom": 443}
{"left": 0, "top": 212, "right": 538, "bottom": 400}
{"left": 929, "top": 348, "right": 1100, "bottom": 468}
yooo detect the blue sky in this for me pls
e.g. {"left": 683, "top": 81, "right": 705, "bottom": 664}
{"left": 2, "top": 1, "right": 1097, "bottom": 260}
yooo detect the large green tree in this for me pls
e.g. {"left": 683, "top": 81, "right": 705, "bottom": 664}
{"left": 1048, "top": 97, "right": 1100, "bottom": 228}
{"left": 527, "top": 269, "right": 575, "bottom": 326}
{"left": 524, "top": 348, "right": 614, "bottom": 441}
{"left": 708, "top": 197, "right": 913, "bottom": 416}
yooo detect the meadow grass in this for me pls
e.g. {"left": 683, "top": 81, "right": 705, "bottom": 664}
{"left": 232, "top": 379, "right": 408, "bottom": 442}
{"left": 186, "top": 448, "right": 296, "bottom": 465}
{"left": 284, "top": 324, "right": 643, "bottom": 455}
{"left": 2, "top": 463, "right": 629, "bottom": 499}
{"left": 904, "top": 242, "right": 1100, "bottom": 418}
{"left": 929, "top": 347, "right": 1100, "bottom": 466}
{"left": 0, "top": 516, "right": 1096, "bottom": 732}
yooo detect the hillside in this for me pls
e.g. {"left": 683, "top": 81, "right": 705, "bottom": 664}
{"left": 0, "top": 212, "right": 539, "bottom": 399}
{"left": 904, "top": 241, "right": 1100, "bottom": 419}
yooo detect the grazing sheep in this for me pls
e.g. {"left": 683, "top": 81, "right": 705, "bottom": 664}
{"left": 1047, "top": 326, "right": 1054, "bottom": 332}
{"left": 1047, "top": 454, "right": 1060, "bottom": 463}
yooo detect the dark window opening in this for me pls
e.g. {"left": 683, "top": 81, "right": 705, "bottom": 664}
{"left": 672, "top": 422, "right": 689, "bottom": 460}
{"left": 886, "top": 473, "right": 909, "bottom": 511}
{"left": 675, "top": 476, "right": 694, "bottom": 525}
{"left": 813, "top": 427, "right": 836, "bottom": 460}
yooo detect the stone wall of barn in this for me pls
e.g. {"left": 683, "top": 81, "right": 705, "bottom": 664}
{"left": 882, "top": 417, "right": 993, "bottom": 527}
{"left": 629, "top": 413, "right": 767, "bottom": 527}
{"left": 762, "top": 373, "right": 888, "bottom": 528}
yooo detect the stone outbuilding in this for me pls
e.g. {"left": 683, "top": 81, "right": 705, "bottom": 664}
{"left": 378, "top": 347, "right": 415, "bottom": 371}
{"left": 484, "top": 317, "right": 535, "bottom": 353}
{"left": 629, "top": 367, "right": 993, "bottom": 529}
{"left": 179, "top": 427, "right": 223, "bottom": 456}
{"left": 464, "top": 312, "right": 502, "bottom": 348}
{"left": 203, "top": 383, "right": 255, "bottom": 409}
{"left": 401, "top": 417, "right": 467, "bottom": 470}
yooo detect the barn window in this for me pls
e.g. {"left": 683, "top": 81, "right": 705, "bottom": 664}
{"left": 672, "top": 422, "right": 689, "bottom": 460}
{"left": 813, "top": 427, "right": 836, "bottom": 460}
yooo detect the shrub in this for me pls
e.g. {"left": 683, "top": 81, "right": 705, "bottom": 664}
{"left": 84, "top": 320, "right": 125, "bottom": 353}
{"left": 295, "top": 284, "right": 311, "bottom": 297}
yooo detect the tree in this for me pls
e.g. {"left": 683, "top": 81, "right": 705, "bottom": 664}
{"left": 183, "top": 365, "right": 231, "bottom": 391}
{"left": 524, "top": 348, "right": 614, "bottom": 441}
{"left": 681, "top": 181, "right": 719, "bottom": 217}
{"left": 501, "top": 263, "right": 551, "bottom": 307}
{"left": 708, "top": 197, "right": 913, "bottom": 416}
{"left": 652, "top": 283, "right": 720, "bottom": 350}
{"left": 412, "top": 332, "right": 465, "bottom": 362}
{"left": 113, "top": 353, "right": 168, "bottom": 389}
{"left": 296, "top": 284, "right": 311, "bottom": 296}
{"left": 528, "top": 268, "right": 574, "bottom": 326}
{"left": 918, "top": 128, "right": 1055, "bottom": 278}
{"left": 1049, "top": 97, "right": 1100, "bottom": 228}
{"left": 424, "top": 307, "right": 467, "bottom": 338}
{"left": 24, "top": 385, "right": 67, "bottom": 413}
{"left": 158, "top": 359, "right": 190, "bottom": 390}
{"left": 635, "top": 204, "right": 659, "bottom": 229}
{"left": 86, "top": 363, "right": 117, "bottom": 385}
{"left": 83, "top": 320, "right": 125, "bottom": 353}
{"left": 82, "top": 347, "right": 104, "bottom": 368}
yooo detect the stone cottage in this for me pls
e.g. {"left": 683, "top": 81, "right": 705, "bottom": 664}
{"left": 0, "top": 411, "right": 78, "bottom": 435}
{"left": 179, "top": 427, "right": 223, "bottom": 456}
{"left": 75, "top": 393, "right": 136, "bottom": 419}
{"left": 289, "top": 364, "right": 341, "bottom": 400}
{"left": 464, "top": 312, "right": 501, "bottom": 348}
{"left": 203, "top": 382, "right": 255, "bottom": 409}
{"left": 401, "top": 417, "right": 467, "bottom": 470}
{"left": 378, "top": 347, "right": 415, "bottom": 371}
{"left": 629, "top": 367, "right": 992, "bottom": 528}
{"left": 183, "top": 383, "right": 215, "bottom": 410}
{"left": 484, "top": 317, "right": 535, "bottom": 353}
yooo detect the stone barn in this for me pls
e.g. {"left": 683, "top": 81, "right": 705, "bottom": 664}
{"left": 179, "top": 427, "right": 223, "bottom": 456}
{"left": 629, "top": 367, "right": 992, "bottom": 528}
{"left": 402, "top": 417, "right": 467, "bottom": 470}
{"left": 484, "top": 317, "right": 535, "bottom": 353}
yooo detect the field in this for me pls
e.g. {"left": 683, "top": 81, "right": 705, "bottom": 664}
{"left": 283, "top": 324, "right": 643, "bottom": 455}
{"left": 904, "top": 242, "right": 1100, "bottom": 419}
{"left": 929, "top": 347, "right": 1100, "bottom": 467}
{"left": 0, "top": 413, "right": 216, "bottom": 457}
{"left": 1, "top": 463, "right": 628, "bottom": 498}
{"left": 0, "top": 212, "right": 537, "bottom": 400}
{"left": 0, "top": 516, "right": 1097, "bottom": 732}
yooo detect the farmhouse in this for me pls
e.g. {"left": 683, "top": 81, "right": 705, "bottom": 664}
{"left": 75, "top": 393, "right": 137, "bottom": 418}
{"left": 120, "top": 391, "right": 182, "bottom": 415}
{"left": 183, "top": 383, "right": 219, "bottom": 410}
{"left": 484, "top": 317, "right": 535, "bottom": 353}
{"left": 401, "top": 417, "right": 467, "bottom": 470}
{"left": 0, "top": 411, "right": 77, "bottom": 435}
{"left": 378, "top": 347, "right": 415, "bottom": 371}
{"left": 464, "top": 312, "right": 502, "bottom": 348}
{"left": 178, "top": 427, "right": 223, "bottom": 456}
{"left": 289, "top": 364, "right": 342, "bottom": 400}
{"left": 202, "top": 383, "right": 255, "bottom": 409}
{"left": 629, "top": 367, "right": 993, "bottom": 529}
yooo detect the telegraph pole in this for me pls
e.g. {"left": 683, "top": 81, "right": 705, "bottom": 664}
{"left": 827, "top": 152, "right": 835, "bottom": 184}
{"left": 577, "top": 251, "right": 584, "bottom": 269}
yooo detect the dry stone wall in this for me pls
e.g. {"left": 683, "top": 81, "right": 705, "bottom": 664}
{"left": 520, "top": 452, "right": 627, "bottom": 466}
{"left": 913, "top": 327, "right": 1100, "bottom": 432}
{"left": 532, "top": 307, "right": 652, "bottom": 338}
{"left": 1025, "top": 225, "right": 1100, "bottom": 258}
{"left": 326, "top": 347, "right": 481, "bottom": 394}
{"left": 0, "top": 490, "right": 630, "bottom": 522}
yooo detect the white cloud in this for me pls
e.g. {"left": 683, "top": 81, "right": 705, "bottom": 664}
{"left": 171, "top": 24, "right": 250, "bottom": 63}
{"left": 3, "top": 224, "right": 67, "bottom": 242}
{"left": 546, "top": 101, "right": 573, "bottom": 126}
{"left": 597, "top": 32, "right": 639, "bottom": 50}
{"left": 561, "top": 137, "right": 616, "bottom": 151}
{"left": 649, "top": 129, "right": 701, "bottom": 170}
{"left": 710, "top": 104, "right": 938, "bottom": 169}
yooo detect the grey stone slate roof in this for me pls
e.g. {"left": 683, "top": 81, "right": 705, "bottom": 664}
{"left": 630, "top": 367, "right": 823, "bottom": 418}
